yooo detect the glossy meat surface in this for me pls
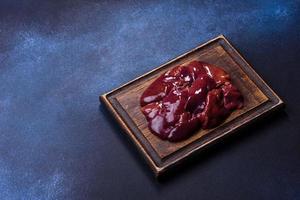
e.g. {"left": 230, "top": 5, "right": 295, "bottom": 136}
{"left": 140, "top": 61, "right": 243, "bottom": 142}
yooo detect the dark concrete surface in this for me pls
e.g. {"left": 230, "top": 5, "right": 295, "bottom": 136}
{"left": 0, "top": 0, "right": 300, "bottom": 199}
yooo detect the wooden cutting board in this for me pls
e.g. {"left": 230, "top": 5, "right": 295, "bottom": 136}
{"left": 100, "top": 35, "right": 284, "bottom": 176}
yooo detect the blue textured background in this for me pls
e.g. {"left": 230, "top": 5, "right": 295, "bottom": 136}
{"left": 0, "top": 0, "right": 300, "bottom": 199}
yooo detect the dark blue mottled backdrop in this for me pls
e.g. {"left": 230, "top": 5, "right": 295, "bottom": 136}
{"left": 0, "top": 0, "right": 300, "bottom": 199}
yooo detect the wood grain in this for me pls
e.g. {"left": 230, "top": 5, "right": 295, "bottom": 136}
{"left": 100, "top": 35, "right": 284, "bottom": 176}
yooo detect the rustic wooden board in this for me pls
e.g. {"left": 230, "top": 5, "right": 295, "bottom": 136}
{"left": 100, "top": 35, "right": 284, "bottom": 176}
